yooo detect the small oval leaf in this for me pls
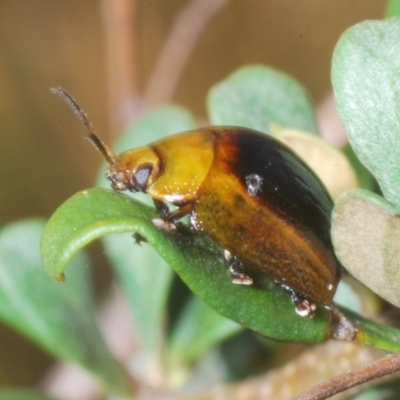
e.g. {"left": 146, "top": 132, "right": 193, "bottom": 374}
{"left": 332, "top": 17, "right": 400, "bottom": 206}
{"left": 332, "top": 189, "right": 400, "bottom": 307}
{"left": 273, "top": 128, "right": 358, "bottom": 200}
{"left": 41, "top": 188, "right": 331, "bottom": 343}
{"left": 207, "top": 65, "right": 318, "bottom": 134}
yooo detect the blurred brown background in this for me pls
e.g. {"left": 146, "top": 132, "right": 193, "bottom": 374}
{"left": 0, "top": 0, "right": 386, "bottom": 390}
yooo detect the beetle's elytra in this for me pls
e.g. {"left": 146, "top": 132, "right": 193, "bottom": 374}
{"left": 53, "top": 88, "right": 341, "bottom": 318}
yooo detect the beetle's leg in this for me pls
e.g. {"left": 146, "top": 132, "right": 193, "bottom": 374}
{"left": 153, "top": 199, "right": 192, "bottom": 222}
{"left": 281, "top": 284, "right": 316, "bottom": 319}
{"left": 152, "top": 199, "right": 176, "bottom": 232}
{"left": 169, "top": 203, "right": 193, "bottom": 221}
{"left": 224, "top": 250, "right": 253, "bottom": 285}
{"left": 153, "top": 199, "right": 172, "bottom": 220}
{"left": 152, "top": 200, "right": 193, "bottom": 232}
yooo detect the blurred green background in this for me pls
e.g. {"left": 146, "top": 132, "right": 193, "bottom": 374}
{"left": 0, "top": 0, "right": 386, "bottom": 389}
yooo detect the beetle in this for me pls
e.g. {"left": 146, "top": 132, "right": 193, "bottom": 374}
{"left": 52, "top": 88, "right": 341, "bottom": 318}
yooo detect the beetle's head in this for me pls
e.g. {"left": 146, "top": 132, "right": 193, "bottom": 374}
{"left": 105, "top": 147, "right": 161, "bottom": 193}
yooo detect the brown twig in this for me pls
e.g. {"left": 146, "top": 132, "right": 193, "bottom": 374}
{"left": 293, "top": 351, "right": 400, "bottom": 400}
{"left": 102, "top": 0, "right": 143, "bottom": 136}
{"left": 145, "top": 0, "right": 229, "bottom": 106}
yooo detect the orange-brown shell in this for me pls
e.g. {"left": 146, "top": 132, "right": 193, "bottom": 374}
{"left": 110, "top": 127, "right": 341, "bottom": 306}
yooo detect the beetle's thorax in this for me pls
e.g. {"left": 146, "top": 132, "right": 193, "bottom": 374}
{"left": 107, "top": 131, "right": 216, "bottom": 205}
{"left": 147, "top": 131, "right": 216, "bottom": 204}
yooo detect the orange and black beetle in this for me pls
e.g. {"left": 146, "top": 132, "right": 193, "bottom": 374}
{"left": 53, "top": 88, "right": 341, "bottom": 318}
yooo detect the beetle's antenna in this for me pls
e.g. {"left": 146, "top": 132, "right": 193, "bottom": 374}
{"left": 51, "top": 87, "right": 117, "bottom": 165}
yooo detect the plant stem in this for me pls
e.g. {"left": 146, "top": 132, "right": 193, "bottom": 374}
{"left": 332, "top": 306, "right": 400, "bottom": 352}
{"left": 145, "top": 0, "right": 229, "bottom": 106}
{"left": 102, "top": 0, "right": 142, "bottom": 136}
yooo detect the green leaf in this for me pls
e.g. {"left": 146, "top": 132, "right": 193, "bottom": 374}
{"left": 332, "top": 17, "right": 400, "bottom": 206}
{"left": 332, "top": 189, "right": 400, "bottom": 308}
{"left": 167, "top": 296, "right": 242, "bottom": 368}
{"left": 41, "top": 188, "right": 331, "bottom": 343}
{"left": 207, "top": 65, "right": 318, "bottom": 134}
{"left": 97, "top": 105, "right": 196, "bottom": 378}
{"left": 117, "top": 104, "right": 197, "bottom": 149}
{"left": 0, "top": 389, "right": 60, "bottom": 400}
{"left": 0, "top": 219, "right": 129, "bottom": 395}
{"left": 386, "top": 0, "right": 400, "bottom": 17}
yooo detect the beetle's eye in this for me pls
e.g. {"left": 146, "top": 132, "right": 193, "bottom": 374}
{"left": 135, "top": 166, "right": 152, "bottom": 190}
